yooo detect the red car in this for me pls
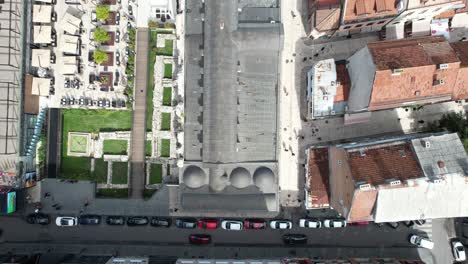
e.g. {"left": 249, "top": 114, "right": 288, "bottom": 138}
{"left": 189, "top": 234, "right": 211, "bottom": 245}
{"left": 198, "top": 219, "right": 218, "bottom": 229}
{"left": 244, "top": 219, "right": 267, "bottom": 229}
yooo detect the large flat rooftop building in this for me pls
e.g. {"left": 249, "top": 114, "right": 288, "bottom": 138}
{"left": 181, "top": 0, "right": 282, "bottom": 215}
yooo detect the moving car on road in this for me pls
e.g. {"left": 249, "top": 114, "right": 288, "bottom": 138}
{"left": 452, "top": 240, "right": 466, "bottom": 262}
{"left": 283, "top": 234, "right": 307, "bottom": 245}
{"left": 175, "top": 218, "right": 197, "bottom": 229}
{"left": 221, "top": 220, "right": 243, "bottom": 231}
{"left": 409, "top": 234, "right": 434, "bottom": 249}
{"left": 55, "top": 216, "right": 78, "bottom": 227}
{"left": 78, "top": 215, "right": 101, "bottom": 225}
{"left": 106, "top": 216, "right": 125, "bottom": 225}
{"left": 244, "top": 219, "right": 266, "bottom": 229}
{"left": 127, "top": 216, "right": 149, "bottom": 226}
{"left": 26, "top": 213, "right": 50, "bottom": 225}
{"left": 323, "top": 219, "right": 347, "bottom": 228}
{"left": 150, "top": 217, "right": 172, "bottom": 228}
{"left": 198, "top": 219, "right": 218, "bottom": 229}
{"left": 299, "top": 219, "right": 321, "bottom": 228}
{"left": 189, "top": 234, "right": 211, "bottom": 245}
{"left": 270, "top": 220, "right": 292, "bottom": 229}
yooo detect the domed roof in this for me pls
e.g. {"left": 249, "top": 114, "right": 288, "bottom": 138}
{"left": 183, "top": 166, "right": 206, "bottom": 189}
{"left": 253, "top": 167, "right": 275, "bottom": 190}
{"left": 230, "top": 167, "right": 251, "bottom": 188}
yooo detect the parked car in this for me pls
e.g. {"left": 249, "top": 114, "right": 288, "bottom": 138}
{"left": 79, "top": 215, "right": 101, "bottom": 225}
{"left": 452, "top": 240, "right": 466, "bottom": 262}
{"left": 270, "top": 220, "right": 292, "bottom": 230}
{"left": 414, "top": 219, "right": 426, "bottom": 226}
{"left": 116, "top": 12, "right": 120, "bottom": 25}
{"left": 198, "top": 219, "right": 218, "bottom": 229}
{"left": 175, "top": 218, "right": 197, "bottom": 229}
{"left": 127, "top": 216, "right": 149, "bottom": 226}
{"left": 91, "top": 11, "right": 97, "bottom": 22}
{"left": 323, "top": 219, "right": 347, "bottom": 228}
{"left": 221, "top": 220, "right": 243, "bottom": 231}
{"left": 374, "top": 222, "right": 384, "bottom": 228}
{"left": 299, "top": 219, "right": 321, "bottom": 228}
{"left": 283, "top": 234, "right": 307, "bottom": 245}
{"left": 409, "top": 234, "right": 434, "bottom": 249}
{"left": 150, "top": 217, "right": 171, "bottom": 228}
{"left": 386, "top": 222, "right": 400, "bottom": 229}
{"left": 128, "top": 4, "right": 133, "bottom": 16}
{"left": 244, "top": 219, "right": 266, "bottom": 230}
{"left": 106, "top": 216, "right": 125, "bottom": 225}
{"left": 55, "top": 216, "right": 78, "bottom": 227}
{"left": 403, "top": 221, "right": 414, "bottom": 228}
{"left": 115, "top": 30, "right": 120, "bottom": 43}
{"left": 26, "top": 213, "right": 50, "bottom": 225}
{"left": 189, "top": 234, "right": 211, "bottom": 245}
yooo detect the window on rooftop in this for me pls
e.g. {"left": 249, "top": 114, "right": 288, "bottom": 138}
{"left": 366, "top": 22, "right": 374, "bottom": 26}
{"left": 344, "top": 25, "right": 351, "bottom": 29}
{"left": 355, "top": 24, "right": 363, "bottom": 28}
{"left": 414, "top": 90, "right": 420, "bottom": 96}
{"left": 378, "top": 20, "right": 386, "bottom": 24}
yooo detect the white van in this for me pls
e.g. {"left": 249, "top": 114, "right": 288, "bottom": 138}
{"left": 409, "top": 235, "right": 434, "bottom": 249}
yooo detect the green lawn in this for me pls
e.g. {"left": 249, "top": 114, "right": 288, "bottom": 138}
{"left": 149, "top": 163, "right": 163, "bottom": 184}
{"left": 146, "top": 140, "right": 152, "bottom": 156}
{"left": 161, "top": 112, "right": 171, "bottom": 131}
{"left": 96, "top": 188, "right": 128, "bottom": 198}
{"left": 147, "top": 33, "right": 157, "bottom": 131}
{"left": 157, "top": 39, "right": 174, "bottom": 56}
{"left": 103, "top": 140, "right": 128, "bottom": 155}
{"left": 164, "top": 64, "right": 173, "bottom": 79}
{"left": 59, "top": 157, "right": 107, "bottom": 183}
{"left": 93, "top": 158, "right": 108, "bottom": 183}
{"left": 111, "top": 162, "right": 128, "bottom": 184}
{"left": 162, "top": 87, "right": 172, "bottom": 106}
{"left": 160, "top": 139, "right": 170, "bottom": 157}
{"left": 69, "top": 134, "right": 88, "bottom": 153}
{"left": 61, "top": 109, "right": 131, "bottom": 180}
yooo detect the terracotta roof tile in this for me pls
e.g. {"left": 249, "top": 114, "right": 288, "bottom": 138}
{"left": 317, "top": 0, "right": 340, "bottom": 7}
{"left": 451, "top": 41, "right": 468, "bottom": 67}
{"left": 334, "top": 63, "right": 350, "bottom": 102}
{"left": 347, "top": 142, "right": 424, "bottom": 186}
{"left": 344, "top": 0, "right": 398, "bottom": 22}
{"left": 451, "top": 42, "right": 468, "bottom": 100}
{"left": 315, "top": 7, "right": 341, "bottom": 32}
{"left": 349, "top": 189, "right": 377, "bottom": 222}
{"left": 308, "top": 148, "right": 330, "bottom": 208}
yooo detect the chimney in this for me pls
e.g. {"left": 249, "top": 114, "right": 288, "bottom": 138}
{"left": 437, "top": 160, "right": 445, "bottom": 169}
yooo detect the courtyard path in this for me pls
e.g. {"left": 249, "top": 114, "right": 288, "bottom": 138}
{"left": 129, "top": 28, "right": 149, "bottom": 199}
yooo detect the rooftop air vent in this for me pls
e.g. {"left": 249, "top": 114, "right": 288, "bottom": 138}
{"left": 359, "top": 183, "right": 372, "bottom": 190}
{"left": 392, "top": 68, "right": 404, "bottom": 75}
{"left": 432, "top": 178, "right": 443, "bottom": 184}
{"left": 438, "top": 64, "right": 449, "bottom": 70}
{"left": 390, "top": 180, "right": 401, "bottom": 186}
{"left": 359, "top": 149, "right": 366, "bottom": 157}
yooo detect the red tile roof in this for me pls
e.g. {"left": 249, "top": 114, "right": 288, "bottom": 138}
{"left": 307, "top": 148, "right": 330, "bottom": 208}
{"left": 451, "top": 42, "right": 468, "bottom": 100}
{"left": 344, "top": 0, "right": 399, "bottom": 22}
{"left": 346, "top": 142, "right": 424, "bottom": 186}
{"left": 334, "top": 63, "right": 350, "bottom": 102}
{"left": 451, "top": 41, "right": 468, "bottom": 67}
{"left": 315, "top": 7, "right": 341, "bottom": 32}
{"left": 348, "top": 189, "right": 377, "bottom": 222}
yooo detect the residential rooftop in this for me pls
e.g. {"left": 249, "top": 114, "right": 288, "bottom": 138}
{"left": 306, "top": 148, "right": 330, "bottom": 209}
{"left": 451, "top": 41, "right": 468, "bottom": 67}
{"left": 343, "top": 0, "right": 399, "bottom": 23}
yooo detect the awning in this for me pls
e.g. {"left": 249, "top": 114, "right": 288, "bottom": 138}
{"left": 33, "top": 5, "right": 52, "bottom": 23}
{"left": 61, "top": 12, "right": 81, "bottom": 34}
{"left": 31, "top": 49, "right": 51, "bottom": 68}
{"left": 412, "top": 19, "right": 431, "bottom": 37}
{"left": 385, "top": 23, "right": 404, "bottom": 40}
{"left": 431, "top": 19, "right": 450, "bottom": 39}
{"left": 60, "top": 34, "right": 79, "bottom": 54}
{"left": 33, "top": 25, "right": 52, "bottom": 44}
{"left": 60, "top": 56, "right": 78, "bottom": 75}
{"left": 32, "top": 77, "right": 51, "bottom": 96}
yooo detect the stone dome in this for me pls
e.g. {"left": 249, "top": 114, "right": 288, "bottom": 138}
{"left": 229, "top": 167, "right": 251, "bottom": 188}
{"left": 253, "top": 167, "right": 275, "bottom": 190}
{"left": 183, "top": 166, "right": 206, "bottom": 189}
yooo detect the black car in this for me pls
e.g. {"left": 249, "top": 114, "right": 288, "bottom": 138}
{"left": 414, "top": 219, "right": 426, "bottom": 225}
{"left": 106, "top": 216, "right": 125, "bottom": 225}
{"left": 283, "top": 234, "right": 307, "bottom": 245}
{"left": 26, "top": 213, "right": 50, "bottom": 225}
{"left": 386, "top": 222, "right": 400, "bottom": 229}
{"left": 150, "top": 217, "right": 171, "bottom": 227}
{"left": 78, "top": 215, "right": 101, "bottom": 225}
{"left": 403, "top": 221, "right": 414, "bottom": 228}
{"left": 127, "top": 216, "right": 149, "bottom": 226}
{"left": 189, "top": 234, "right": 211, "bottom": 245}
{"left": 175, "top": 218, "right": 197, "bottom": 229}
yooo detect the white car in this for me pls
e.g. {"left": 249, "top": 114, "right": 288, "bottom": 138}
{"left": 221, "top": 220, "right": 243, "bottom": 231}
{"left": 299, "top": 219, "right": 322, "bottom": 228}
{"left": 409, "top": 235, "right": 434, "bottom": 249}
{"left": 452, "top": 240, "right": 466, "bottom": 262}
{"left": 324, "top": 219, "right": 347, "bottom": 228}
{"left": 270, "top": 220, "right": 292, "bottom": 229}
{"left": 55, "top": 216, "right": 78, "bottom": 227}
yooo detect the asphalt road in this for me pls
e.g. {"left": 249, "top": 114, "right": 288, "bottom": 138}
{"left": 0, "top": 216, "right": 435, "bottom": 262}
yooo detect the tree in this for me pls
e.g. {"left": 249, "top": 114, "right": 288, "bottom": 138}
{"left": 93, "top": 28, "right": 110, "bottom": 43}
{"left": 96, "top": 5, "right": 110, "bottom": 21}
{"left": 93, "top": 50, "right": 108, "bottom": 64}
{"left": 426, "top": 111, "right": 468, "bottom": 151}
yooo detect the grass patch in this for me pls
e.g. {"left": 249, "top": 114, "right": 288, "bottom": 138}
{"left": 160, "top": 139, "right": 170, "bottom": 157}
{"left": 93, "top": 158, "right": 108, "bottom": 183}
{"left": 162, "top": 87, "right": 172, "bottom": 106}
{"left": 149, "top": 163, "right": 163, "bottom": 184}
{"left": 161, "top": 112, "right": 171, "bottom": 131}
{"left": 147, "top": 42, "right": 156, "bottom": 131}
{"left": 157, "top": 39, "right": 174, "bottom": 56}
{"left": 96, "top": 188, "right": 128, "bottom": 198}
{"left": 143, "top": 189, "right": 157, "bottom": 199}
{"left": 69, "top": 134, "right": 88, "bottom": 153}
{"left": 146, "top": 140, "right": 152, "bottom": 156}
{"left": 59, "top": 157, "right": 107, "bottom": 183}
{"left": 103, "top": 140, "right": 128, "bottom": 155}
{"left": 164, "top": 64, "right": 173, "bottom": 79}
{"left": 111, "top": 162, "right": 128, "bottom": 184}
